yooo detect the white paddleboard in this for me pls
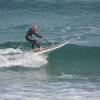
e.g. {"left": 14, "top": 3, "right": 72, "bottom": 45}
{"left": 35, "top": 41, "right": 70, "bottom": 55}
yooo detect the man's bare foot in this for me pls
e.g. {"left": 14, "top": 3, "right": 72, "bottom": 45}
{"left": 33, "top": 48, "right": 39, "bottom": 52}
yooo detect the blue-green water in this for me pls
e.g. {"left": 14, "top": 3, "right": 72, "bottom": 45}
{"left": 0, "top": 0, "right": 100, "bottom": 99}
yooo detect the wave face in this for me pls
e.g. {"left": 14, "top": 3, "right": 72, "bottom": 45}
{"left": 46, "top": 44, "right": 100, "bottom": 76}
{"left": 0, "top": 41, "right": 100, "bottom": 76}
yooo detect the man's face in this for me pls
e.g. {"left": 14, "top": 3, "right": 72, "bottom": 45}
{"left": 32, "top": 24, "right": 38, "bottom": 30}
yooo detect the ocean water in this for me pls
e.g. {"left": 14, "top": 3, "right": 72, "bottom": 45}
{"left": 0, "top": 0, "right": 100, "bottom": 100}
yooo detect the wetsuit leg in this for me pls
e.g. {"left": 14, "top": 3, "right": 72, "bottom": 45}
{"left": 31, "top": 40, "right": 37, "bottom": 49}
{"left": 36, "top": 42, "right": 40, "bottom": 48}
{"left": 32, "top": 40, "right": 40, "bottom": 49}
{"left": 31, "top": 41, "right": 35, "bottom": 49}
{"left": 25, "top": 36, "right": 40, "bottom": 49}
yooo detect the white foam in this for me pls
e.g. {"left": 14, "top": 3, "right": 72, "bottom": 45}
{"left": 0, "top": 48, "right": 48, "bottom": 68}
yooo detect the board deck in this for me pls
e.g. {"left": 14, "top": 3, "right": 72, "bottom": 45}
{"left": 34, "top": 41, "right": 70, "bottom": 55}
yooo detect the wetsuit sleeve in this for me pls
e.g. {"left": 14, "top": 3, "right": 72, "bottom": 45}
{"left": 34, "top": 32, "right": 42, "bottom": 38}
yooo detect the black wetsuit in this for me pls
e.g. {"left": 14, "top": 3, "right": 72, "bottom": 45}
{"left": 25, "top": 28, "right": 42, "bottom": 49}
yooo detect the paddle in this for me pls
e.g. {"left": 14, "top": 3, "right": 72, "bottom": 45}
{"left": 43, "top": 38, "right": 59, "bottom": 46}
{"left": 43, "top": 37, "right": 52, "bottom": 44}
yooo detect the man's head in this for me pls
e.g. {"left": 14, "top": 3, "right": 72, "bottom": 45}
{"left": 31, "top": 24, "right": 38, "bottom": 30}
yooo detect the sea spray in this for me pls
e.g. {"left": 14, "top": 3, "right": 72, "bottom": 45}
{"left": 0, "top": 48, "right": 48, "bottom": 68}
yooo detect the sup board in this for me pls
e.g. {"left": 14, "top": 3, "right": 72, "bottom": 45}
{"left": 34, "top": 41, "right": 70, "bottom": 55}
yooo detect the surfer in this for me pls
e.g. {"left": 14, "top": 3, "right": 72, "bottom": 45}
{"left": 25, "top": 24, "right": 43, "bottom": 51}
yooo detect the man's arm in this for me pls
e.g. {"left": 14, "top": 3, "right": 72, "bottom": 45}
{"left": 34, "top": 32, "right": 42, "bottom": 38}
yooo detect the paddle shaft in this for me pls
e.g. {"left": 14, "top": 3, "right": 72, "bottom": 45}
{"left": 44, "top": 38, "right": 50, "bottom": 43}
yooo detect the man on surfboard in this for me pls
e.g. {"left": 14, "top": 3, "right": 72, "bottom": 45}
{"left": 25, "top": 24, "right": 43, "bottom": 51}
